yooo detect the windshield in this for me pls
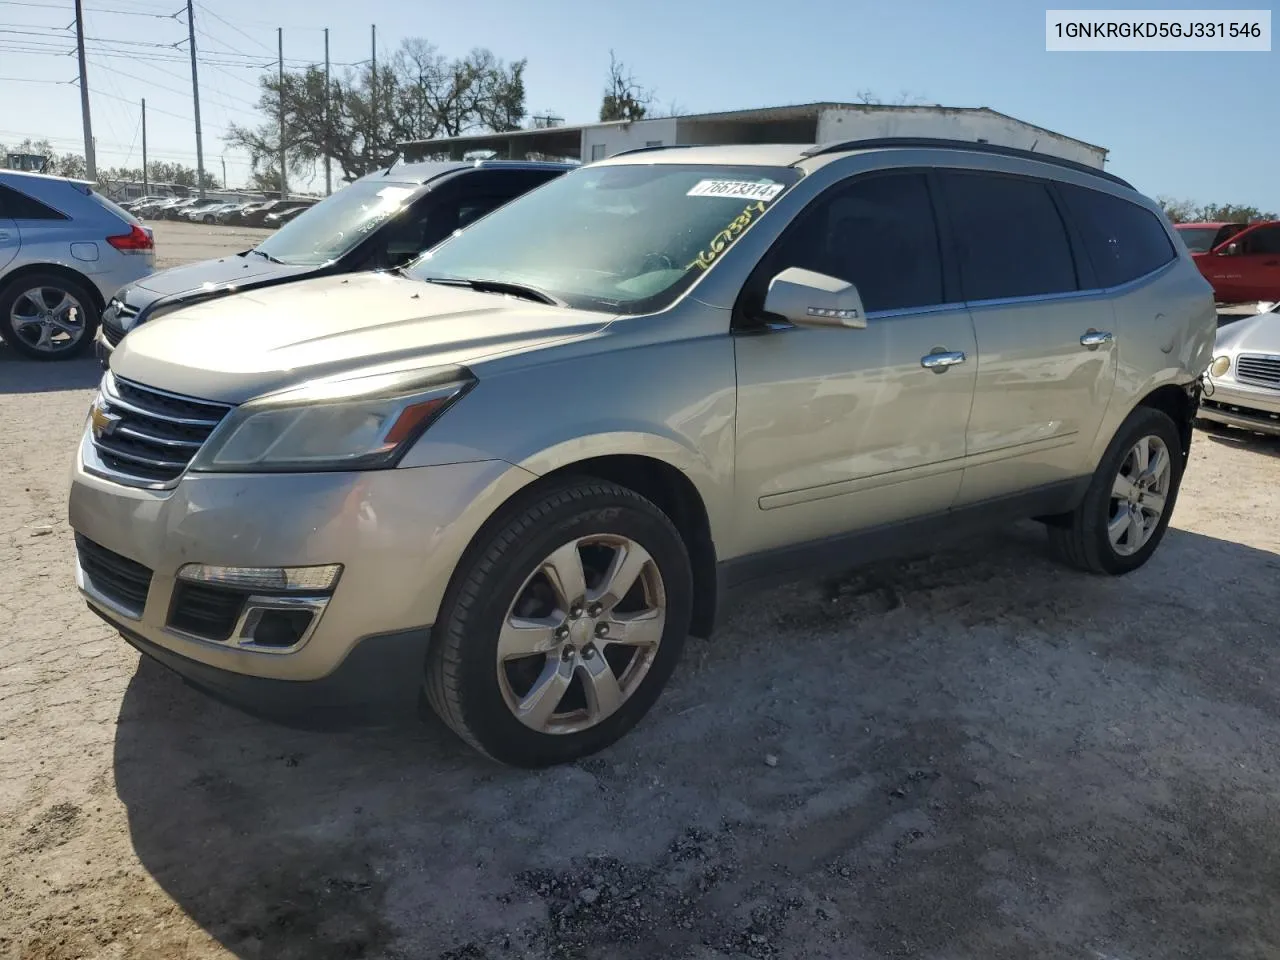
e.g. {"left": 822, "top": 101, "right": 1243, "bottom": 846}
{"left": 406, "top": 163, "right": 802, "bottom": 313}
{"left": 1176, "top": 225, "right": 1223, "bottom": 253}
{"left": 254, "top": 180, "right": 421, "bottom": 266}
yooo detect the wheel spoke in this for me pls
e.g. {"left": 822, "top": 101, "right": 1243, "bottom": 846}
{"left": 49, "top": 292, "right": 74, "bottom": 318}
{"left": 11, "top": 314, "right": 42, "bottom": 330}
{"left": 579, "top": 654, "right": 623, "bottom": 722}
{"left": 1112, "top": 474, "right": 1138, "bottom": 501}
{"left": 34, "top": 324, "right": 53, "bottom": 350}
{"left": 1142, "top": 492, "right": 1166, "bottom": 516}
{"left": 1108, "top": 505, "right": 1131, "bottom": 547}
{"left": 603, "top": 608, "right": 664, "bottom": 650}
{"left": 1141, "top": 445, "right": 1170, "bottom": 489}
{"left": 497, "top": 615, "right": 562, "bottom": 661}
{"left": 589, "top": 541, "right": 652, "bottom": 611}
{"left": 515, "top": 657, "right": 574, "bottom": 729}
{"left": 541, "top": 541, "right": 587, "bottom": 610}
{"left": 15, "top": 290, "right": 44, "bottom": 315}
{"left": 1132, "top": 437, "right": 1150, "bottom": 472}
{"left": 1126, "top": 508, "right": 1145, "bottom": 546}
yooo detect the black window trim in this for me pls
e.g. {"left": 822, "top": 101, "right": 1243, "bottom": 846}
{"left": 731, "top": 166, "right": 965, "bottom": 333}
{"left": 934, "top": 167, "right": 1084, "bottom": 307}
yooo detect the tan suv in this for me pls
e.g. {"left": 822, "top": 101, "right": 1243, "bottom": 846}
{"left": 69, "top": 139, "right": 1217, "bottom": 766}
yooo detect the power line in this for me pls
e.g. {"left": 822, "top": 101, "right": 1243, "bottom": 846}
{"left": 0, "top": 0, "right": 179, "bottom": 15}
{"left": 194, "top": 0, "right": 273, "bottom": 54}
{"left": 0, "top": 75, "right": 71, "bottom": 83}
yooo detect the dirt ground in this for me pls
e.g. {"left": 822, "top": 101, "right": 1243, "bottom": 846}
{"left": 2, "top": 227, "right": 1280, "bottom": 959}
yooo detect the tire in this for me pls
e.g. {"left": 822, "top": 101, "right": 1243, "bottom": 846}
{"left": 0, "top": 272, "right": 100, "bottom": 361}
{"left": 426, "top": 478, "right": 693, "bottom": 767}
{"left": 1046, "top": 406, "right": 1185, "bottom": 575}
{"left": 202, "top": 215, "right": 215, "bottom": 224}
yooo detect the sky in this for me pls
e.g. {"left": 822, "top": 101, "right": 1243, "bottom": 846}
{"left": 0, "top": 0, "right": 1275, "bottom": 210}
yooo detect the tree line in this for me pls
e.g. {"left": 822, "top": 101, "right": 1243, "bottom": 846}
{"left": 1, "top": 137, "right": 220, "bottom": 190}
{"left": 1158, "top": 198, "right": 1276, "bottom": 224}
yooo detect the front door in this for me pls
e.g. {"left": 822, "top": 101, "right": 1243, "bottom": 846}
{"left": 730, "top": 170, "right": 978, "bottom": 559}
{"left": 1212, "top": 222, "right": 1280, "bottom": 303}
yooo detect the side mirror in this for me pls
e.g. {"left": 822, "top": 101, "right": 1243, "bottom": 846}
{"left": 763, "top": 267, "right": 867, "bottom": 329}
{"left": 1221, "top": 242, "right": 1240, "bottom": 256}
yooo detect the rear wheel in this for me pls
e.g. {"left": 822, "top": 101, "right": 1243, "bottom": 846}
{"left": 426, "top": 478, "right": 693, "bottom": 767}
{"left": 1047, "top": 407, "right": 1184, "bottom": 574}
{"left": 0, "top": 273, "right": 100, "bottom": 361}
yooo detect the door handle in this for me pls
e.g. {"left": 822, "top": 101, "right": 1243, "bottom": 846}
{"left": 920, "top": 350, "right": 966, "bottom": 371}
{"left": 1080, "top": 330, "right": 1114, "bottom": 349}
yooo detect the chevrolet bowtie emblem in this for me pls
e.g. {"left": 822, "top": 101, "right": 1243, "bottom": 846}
{"left": 90, "top": 402, "right": 122, "bottom": 439}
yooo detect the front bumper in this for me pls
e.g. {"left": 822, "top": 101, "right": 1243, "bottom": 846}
{"left": 1198, "top": 379, "right": 1280, "bottom": 436}
{"left": 69, "top": 433, "right": 536, "bottom": 708}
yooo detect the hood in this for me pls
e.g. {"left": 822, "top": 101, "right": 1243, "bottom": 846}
{"left": 1215, "top": 311, "right": 1280, "bottom": 355}
{"left": 126, "top": 253, "right": 314, "bottom": 305}
{"left": 111, "top": 272, "right": 612, "bottom": 404}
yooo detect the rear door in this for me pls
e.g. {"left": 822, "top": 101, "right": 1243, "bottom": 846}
{"left": 938, "top": 170, "right": 1118, "bottom": 503}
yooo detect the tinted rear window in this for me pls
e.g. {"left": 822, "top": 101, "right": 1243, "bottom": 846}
{"left": 940, "top": 172, "right": 1078, "bottom": 301}
{"left": 1057, "top": 184, "right": 1176, "bottom": 288}
{"left": 86, "top": 187, "right": 141, "bottom": 226}
{"left": 0, "top": 183, "right": 67, "bottom": 220}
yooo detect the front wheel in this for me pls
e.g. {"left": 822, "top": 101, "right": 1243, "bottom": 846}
{"left": 426, "top": 479, "right": 693, "bottom": 767}
{"left": 1046, "top": 406, "right": 1184, "bottom": 574}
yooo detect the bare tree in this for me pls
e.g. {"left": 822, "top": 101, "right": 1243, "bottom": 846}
{"left": 599, "top": 51, "right": 652, "bottom": 122}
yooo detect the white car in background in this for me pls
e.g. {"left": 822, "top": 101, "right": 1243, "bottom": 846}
{"left": 0, "top": 168, "right": 155, "bottom": 360}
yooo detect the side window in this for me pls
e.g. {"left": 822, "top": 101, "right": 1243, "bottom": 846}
{"left": 0, "top": 184, "right": 67, "bottom": 221}
{"left": 1240, "top": 225, "right": 1280, "bottom": 256}
{"left": 941, "top": 172, "right": 1077, "bottom": 301}
{"left": 1057, "top": 183, "right": 1176, "bottom": 287}
{"left": 754, "top": 171, "right": 946, "bottom": 315}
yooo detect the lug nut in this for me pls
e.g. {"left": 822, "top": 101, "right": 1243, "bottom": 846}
{"left": 560, "top": 645, "right": 576, "bottom": 662}
{"left": 569, "top": 605, "right": 583, "bottom": 619}
{"left": 595, "top": 623, "right": 609, "bottom": 638}
{"left": 555, "top": 626, "right": 570, "bottom": 640}
{"left": 582, "top": 645, "right": 596, "bottom": 660}
{"left": 587, "top": 602, "right": 603, "bottom": 617}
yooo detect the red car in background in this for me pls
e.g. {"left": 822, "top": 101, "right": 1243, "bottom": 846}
{"left": 1177, "top": 220, "right": 1280, "bottom": 303}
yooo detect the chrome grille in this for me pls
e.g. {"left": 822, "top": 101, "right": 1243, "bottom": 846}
{"left": 1236, "top": 354, "right": 1280, "bottom": 389}
{"left": 101, "top": 300, "right": 139, "bottom": 347}
{"left": 88, "top": 373, "right": 230, "bottom": 487}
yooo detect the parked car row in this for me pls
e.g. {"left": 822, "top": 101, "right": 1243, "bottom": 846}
{"left": 119, "top": 194, "right": 320, "bottom": 226}
{"left": 64, "top": 139, "right": 1232, "bottom": 767}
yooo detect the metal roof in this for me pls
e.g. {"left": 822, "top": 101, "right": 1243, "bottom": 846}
{"left": 398, "top": 102, "right": 1107, "bottom": 157}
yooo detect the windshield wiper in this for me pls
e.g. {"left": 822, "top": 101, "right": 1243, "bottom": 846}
{"left": 250, "top": 248, "right": 286, "bottom": 264}
{"left": 420, "top": 276, "right": 562, "bottom": 306}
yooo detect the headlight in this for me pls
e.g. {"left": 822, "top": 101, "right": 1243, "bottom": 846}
{"left": 1210, "top": 355, "right": 1231, "bottom": 377}
{"left": 190, "top": 366, "right": 474, "bottom": 473}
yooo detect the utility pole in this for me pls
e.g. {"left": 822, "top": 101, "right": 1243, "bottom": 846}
{"left": 141, "top": 99, "right": 148, "bottom": 194}
{"left": 221, "top": 156, "right": 226, "bottom": 189}
{"left": 277, "top": 27, "right": 287, "bottom": 199}
{"left": 323, "top": 27, "right": 331, "bottom": 195}
{"left": 186, "top": 0, "right": 205, "bottom": 197}
{"left": 370, "top": 24, "right": 377, "bottom": 168}
{"left": 73, "top": 0, "right": 96, "bottom": 180}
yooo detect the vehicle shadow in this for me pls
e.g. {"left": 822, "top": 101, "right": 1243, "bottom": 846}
{"left": 112, "top": 523, "right": 1280, "bottom": 959}
{"left": 0, "top": 345, "right": 102, "bottom": 394}
{"left": 1198, "top": 422, "right": 1280, "bottom": 459}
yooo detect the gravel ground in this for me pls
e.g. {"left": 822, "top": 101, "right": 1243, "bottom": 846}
{"left": 2, "top": 226, "right": 1280, "bottom": 959}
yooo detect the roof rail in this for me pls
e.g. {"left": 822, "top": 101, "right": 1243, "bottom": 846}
{"left": 799, "top": 137, "right": 1132, "bottom": 189}
{"left": 607, "top": 143, "right": 697, "bottom": 159}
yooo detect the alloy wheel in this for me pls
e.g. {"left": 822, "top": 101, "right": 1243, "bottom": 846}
{"left": 496, "top": 534, "right": 666, "bottom": 735}
{"left": 1108, "top": 434, "right": 1171, "bottom": 557}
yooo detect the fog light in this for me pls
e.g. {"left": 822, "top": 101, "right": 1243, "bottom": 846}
{"left": 1210, "top": 356, "right": 1231, "bottom": 377}
{"left": 243, "top": 606, "right": 317, "bottom": 648}
{"left": 176, "top": 563, "right": 342, "bottom": 592}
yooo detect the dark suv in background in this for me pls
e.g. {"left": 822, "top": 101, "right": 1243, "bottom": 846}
{"left": 97, "top": 160, "right": 573, "bottom": 364}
